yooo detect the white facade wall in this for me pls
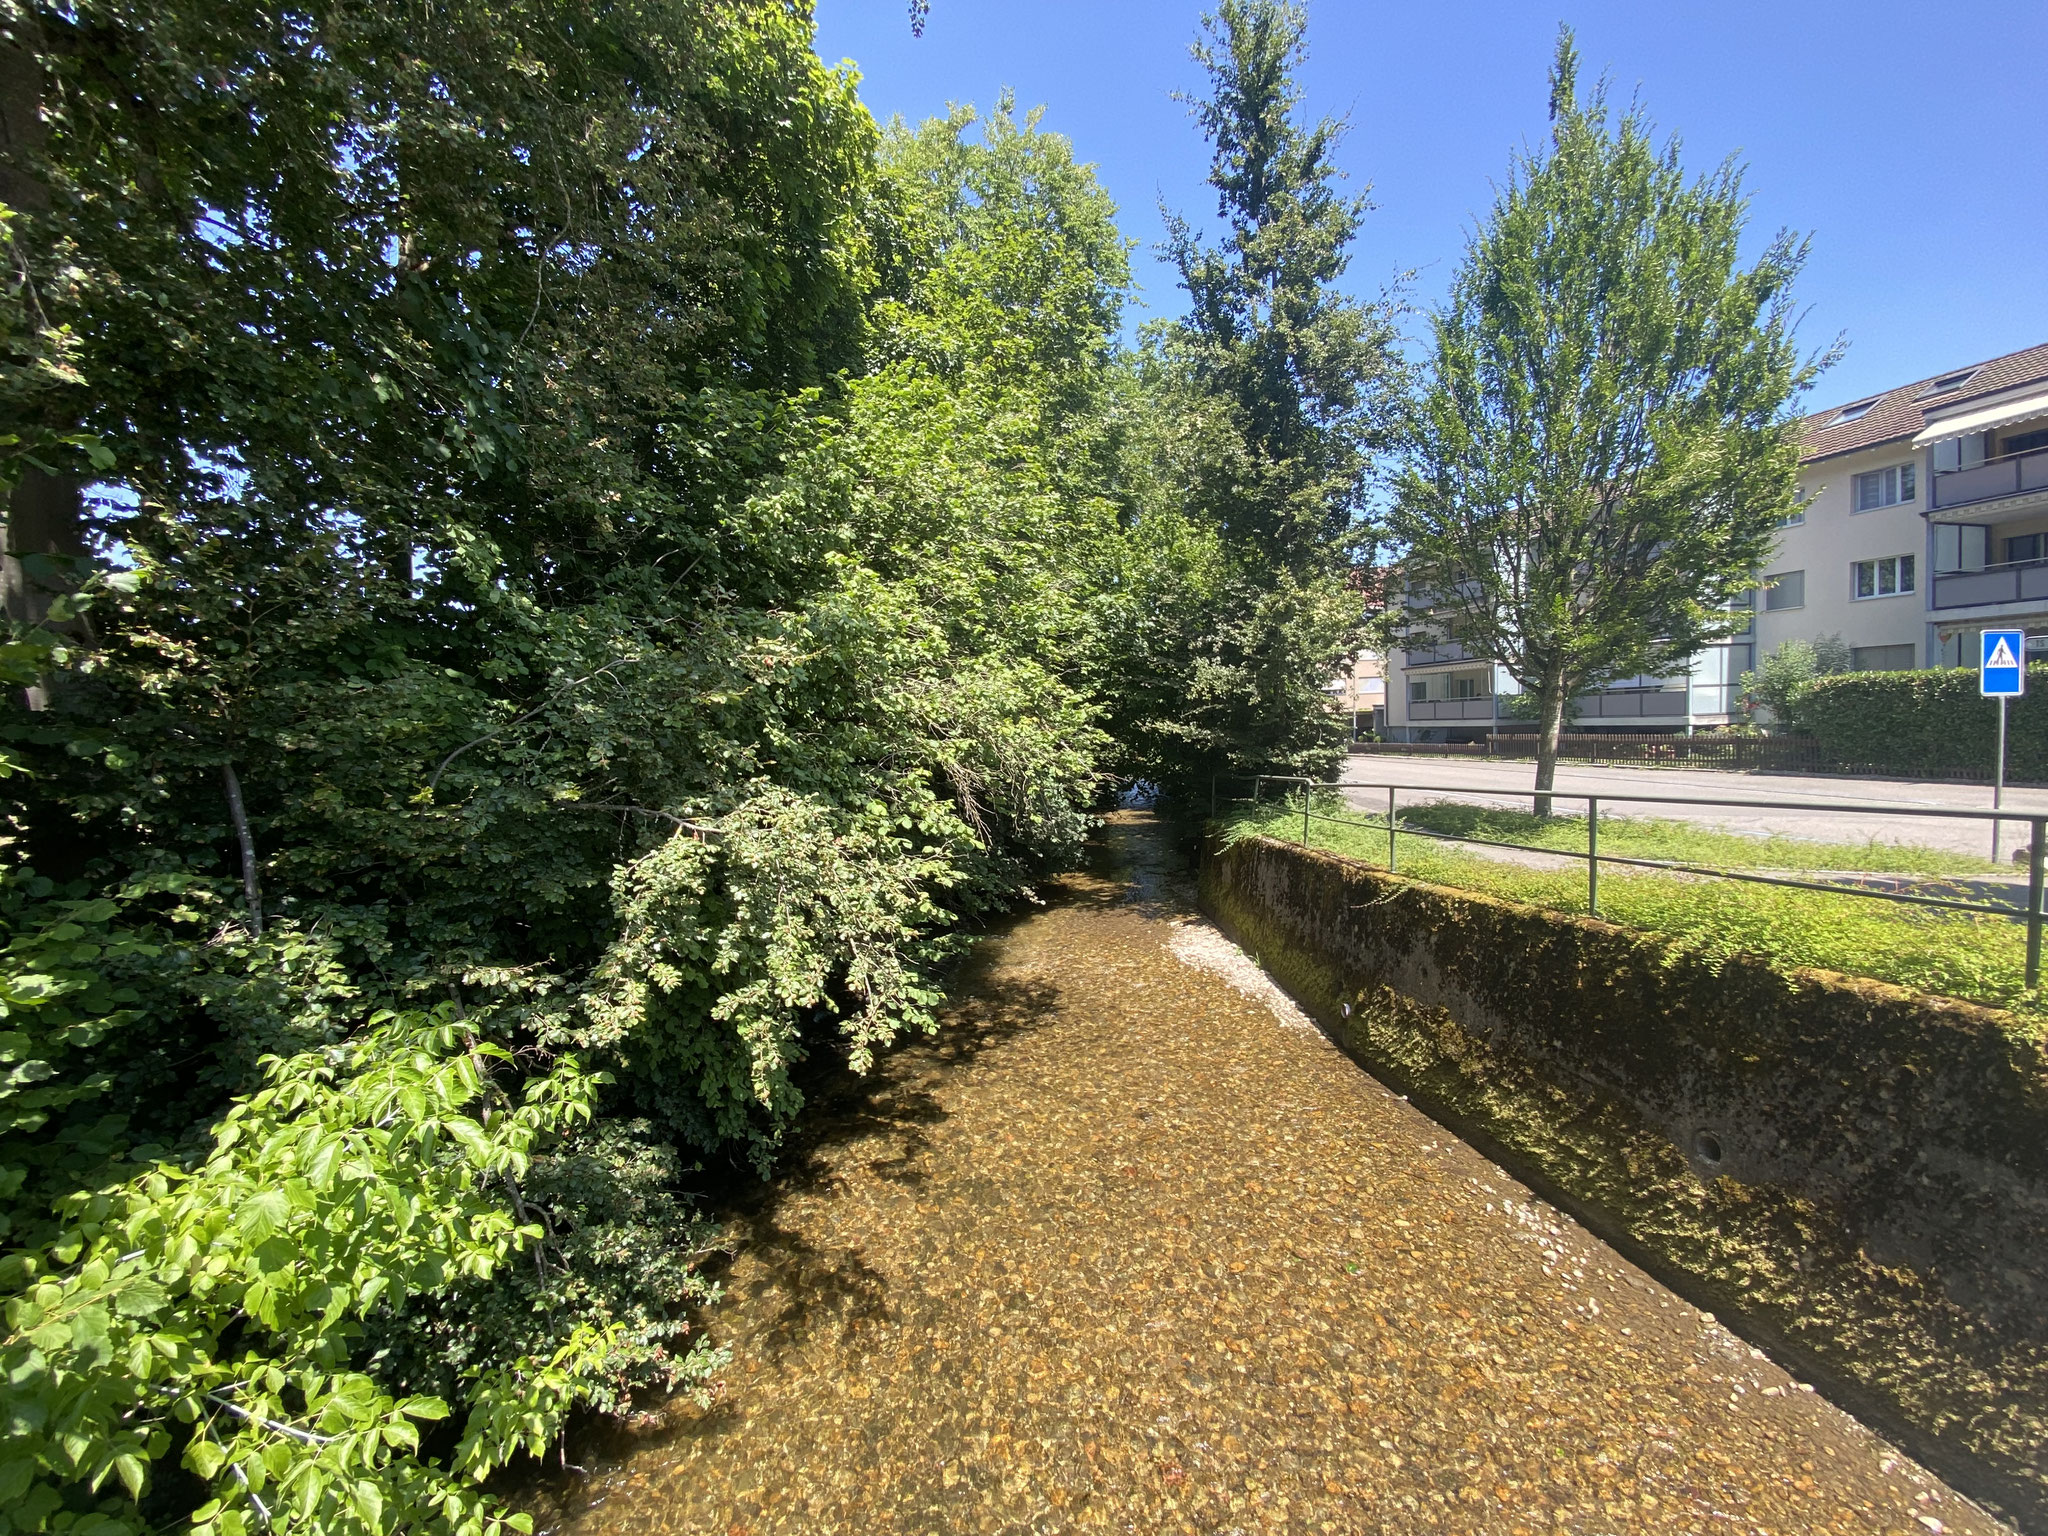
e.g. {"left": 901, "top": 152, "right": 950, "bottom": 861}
{"left": 1756, "top": 439, "right": 1930, "bottom": 670}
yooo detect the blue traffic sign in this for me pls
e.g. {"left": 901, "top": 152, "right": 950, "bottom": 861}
{"left": 1982, "top": 629, "right": 2026, "bottom": 697}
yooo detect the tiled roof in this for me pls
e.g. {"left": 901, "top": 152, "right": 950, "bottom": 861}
{"left": 1797, "top": 341, "right": 2048, "bottom": 462}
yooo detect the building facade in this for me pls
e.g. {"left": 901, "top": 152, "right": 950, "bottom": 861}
{"left": 1327, "top": 652, "right": 1386, "bottom": 734}
{"left": 1383, "top": 340, "right": 2048, "bottom": 742}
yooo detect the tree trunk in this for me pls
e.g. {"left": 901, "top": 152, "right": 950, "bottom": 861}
{"left": 222, "top": 763, "right": 264, "bottom": 936}
{"left": 0, "top": 25, "right": 86, "bottom": 709}
{"left": 1532, "top": 678, "right": 1569, "bottom": 818}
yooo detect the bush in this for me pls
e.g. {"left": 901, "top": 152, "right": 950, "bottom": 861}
{"left": 1799, "top": 664, "right": 2048, "bottom": 779}
{"left": 1738, "top": 633, "right": 1847, "bottom": 727}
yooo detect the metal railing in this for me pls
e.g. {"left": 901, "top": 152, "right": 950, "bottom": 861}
{"left": 1224, "top": 775, "right": 2048, "bottom": 987}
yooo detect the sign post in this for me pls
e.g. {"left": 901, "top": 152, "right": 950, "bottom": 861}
{"left": 1981, "top": 630, "right": 2026, "bottom": 863}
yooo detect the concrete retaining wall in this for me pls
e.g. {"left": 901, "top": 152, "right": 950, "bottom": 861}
{"left": 1201, "top": 833, "right": 2048, "bottom": 1529}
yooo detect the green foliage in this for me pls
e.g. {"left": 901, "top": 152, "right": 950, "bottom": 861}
{"left": 0, "top": 1009, "right": 601, "bottom": 1536}
{"left": 1797, "top": 664, "right": 2048, "bottom": 778}
{"left": 1105, "top": 0, "right": 1400, "bottom": 801}
{"left": 0, "top": 3, "right": 1139, "bottom": 1531}
{"left": 1390, "top": 29, "right": 1825, "bottom": 788}
{"left": 1738, "top": 634, "right": 1849, "bottom": 727}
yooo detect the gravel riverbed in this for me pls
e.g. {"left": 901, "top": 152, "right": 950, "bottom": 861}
{"left": 524, "top": 810, "right": 2008, "bottom": 1536}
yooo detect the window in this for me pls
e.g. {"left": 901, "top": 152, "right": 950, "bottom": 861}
{"left": 2006, "top": 534, "right": 2044, "bottom": 564}
{"left": 1833, "top": 398, "right": 1879, "bottom": 424}
{"left": 1851, "top": 554, "right": 1916, "bottom": 598}
{"left": 1725, "top": 591, "right": 1754, "bottom": 638}
{"left": 1933, "top": 434, "right": 1988, "bottom": 473}
{"left": 1852, "top": 463, "right": 1917, "bottom": 511}
{"left": 1448, "top": 672, "right": 1488, "bottom": 700}
{"left": 1409, "top": 680, "right": 1426, "bottom": 703}
{"left": 1763, "top": 570, "right": 1805, "bottom": 610}
{"left": 1934, "top": 523, "right": 1988, "bottom": 573}
{"left": 2004, "top": 428, "right": 2048, "bottom": 457}
{"left": 1852, "top": 644, "right": 1916, "bottom": 672}
{"left": 1917, "top": 369, "right": 1978, "bottom": 399}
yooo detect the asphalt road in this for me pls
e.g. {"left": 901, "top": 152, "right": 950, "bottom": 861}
{"left": 528, "top": 812, "right": 2007, "bottom": 1536}
{"left": 1339, "top": 756, "right": 2048, "bottom": 862}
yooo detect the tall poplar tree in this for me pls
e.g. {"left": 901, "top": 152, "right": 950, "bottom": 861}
{"left": 1390, "top": 31, "right": 1824, "bottom": 811}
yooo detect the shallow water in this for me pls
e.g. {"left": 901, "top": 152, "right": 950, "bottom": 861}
{"left": 527, "top": 810, "right": 2003, "bottom": 1535}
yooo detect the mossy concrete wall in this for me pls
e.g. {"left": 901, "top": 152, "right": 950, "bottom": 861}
{"left": 1201, "top": 834, "right": 2048, "bottom": 1529}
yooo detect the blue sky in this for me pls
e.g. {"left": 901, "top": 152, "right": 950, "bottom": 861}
{"left": 816, "top": 0, "right": 2047, "bottom": 415}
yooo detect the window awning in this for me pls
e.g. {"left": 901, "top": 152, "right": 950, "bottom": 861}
{"left": 1911, "top": 389, "right": 2048, "bottom": 449}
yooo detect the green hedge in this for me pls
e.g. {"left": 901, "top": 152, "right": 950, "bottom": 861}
{"left": 1798, "top": 664, "right": 2048, "bottom": 778}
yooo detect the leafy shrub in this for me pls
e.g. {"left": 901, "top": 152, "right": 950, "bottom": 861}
{"left": 1737, "top": 633, "right": 1848, "bottom": 727}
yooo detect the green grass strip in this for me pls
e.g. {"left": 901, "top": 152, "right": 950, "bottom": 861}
{"left": 1225, "top": 798, "right": 2045, "bottom": 1030}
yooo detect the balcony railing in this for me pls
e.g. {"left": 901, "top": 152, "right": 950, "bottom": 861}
{"left": 1931, "top": 443, "right": 2048, "bottom": 511}
{"left": 1406, "top": 697, "right": 1495, "bottom": 721}
{"left": 1570, "top": 688, "right": 1689, "bottom": 719}
{"left": 1408, "top": 688, "right": 1692, "bottom": 723}
{"left": 1931, "top": 556, "right": 2048, "bottom": 610}
{"left": 1403, "top": 641, "right": 1480, "bottom": 666}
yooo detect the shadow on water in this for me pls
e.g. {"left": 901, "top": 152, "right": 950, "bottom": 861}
{"left": 515, "top": 820, "right": 1191, "bottom": 1513}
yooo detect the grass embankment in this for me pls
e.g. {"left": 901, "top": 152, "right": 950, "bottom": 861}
{"left": 1227, "top": 796, "right": 2044, "bottom": 1024}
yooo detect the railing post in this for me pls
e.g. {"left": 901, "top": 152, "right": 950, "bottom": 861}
{"left": 1303, "top": 786, "right": 1311, "bottom": 847}
{"left": 1387, "top": 785, "right": 1397, "bottom": 872}
{"left": 2029, "top": 818, "right": 2044, "bottom": 990}
{"left": 1587, "top": 796, "right": 1600, "bottom": 917}
{"left": 1209, "top": 776, "right": 1216, "bottom": 820}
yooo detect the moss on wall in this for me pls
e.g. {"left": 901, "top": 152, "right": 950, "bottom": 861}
{"left": 1201, "top": 833, "right": 2048, "bottom": 1529}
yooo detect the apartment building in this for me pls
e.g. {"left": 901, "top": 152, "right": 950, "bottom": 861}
{"left": 1383, "top": 340, "right": 2048, "bottom": 742}
{"left": 1327, "top": 652, "right": 1386, "bottom": 733}
{"left": 1780, "top": 342, "right": 2048, "bottom": 671}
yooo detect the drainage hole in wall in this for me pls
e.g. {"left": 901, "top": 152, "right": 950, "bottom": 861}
{"left": 1693, "top": 1130, "right": 1724, "bottom": 1166}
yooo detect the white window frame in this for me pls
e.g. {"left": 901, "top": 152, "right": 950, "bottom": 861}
{"left": 1851, "top": 554, "right": 1917, "bottom": 600}
{"left": 1852, "top": 463, "right": 1917, "bottom": 513}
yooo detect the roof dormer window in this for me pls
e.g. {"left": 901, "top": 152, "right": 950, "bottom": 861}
{"left": 1833, "top": 398, "right": 1879, "bottom": 423}
{"left": 1917, "top": 369, "right": 1979, "bottom": 399}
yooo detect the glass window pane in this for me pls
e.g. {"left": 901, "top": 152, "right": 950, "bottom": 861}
{"left": 1899, "top": 554, "right": 1915, "bottom": 592}
{"left": 1901, "top": 463, "right": 1916, "bottom": 500}
{"left": 1879, "top": 558, "right": 1897, "bottom": 595}
{"left": 1855, "top": 561, "right": 1875, "bottom": 598}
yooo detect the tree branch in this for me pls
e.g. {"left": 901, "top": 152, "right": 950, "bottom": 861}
{"left": 427, "top": 658, "right": 639, "bottom": 794}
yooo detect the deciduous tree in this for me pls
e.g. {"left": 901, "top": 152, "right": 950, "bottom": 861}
{"left": 1389, "top": 31, "right": 1825, "bottom": 811}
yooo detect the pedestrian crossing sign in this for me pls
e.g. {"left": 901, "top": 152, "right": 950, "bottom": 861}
{"left": 1981, "top": 630, "right": 2026, "bottom": 697}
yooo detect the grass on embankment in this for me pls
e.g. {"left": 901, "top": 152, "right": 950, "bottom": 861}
{"left": 1376, "top": 800, "right": 2002, "bottom": 877}
{"left": 1225, "top": 797, "right": 2044, "bottom": 1026}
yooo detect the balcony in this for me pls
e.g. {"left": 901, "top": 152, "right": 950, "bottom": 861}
{"left": 1931, "top": 444, "right": 2048, "bottom": 512}
{"left": 1407, "top": 697, "right": 1496, "bottom": 721}
{"left": 1931, "top": 555, "right": 2048, "bottom": 610}
{"left": 1570, "top": 688, "right": 1688, "bottom": 719}
{"left": 1403, "top": 641, "right": 1481, "bottom": 667}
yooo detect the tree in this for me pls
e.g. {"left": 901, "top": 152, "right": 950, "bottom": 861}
{"left": 1389, "top": 30, "right": 1826, "bottom": 812}
{"left": 1103, "top": 0, "right": 1401, "bottom": 803}
{"left": 1740, "top": 633, "right": 1850, "bottom": 729}
{"left": 0, "top": 1, "right": 1138, "bottom": 1528}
